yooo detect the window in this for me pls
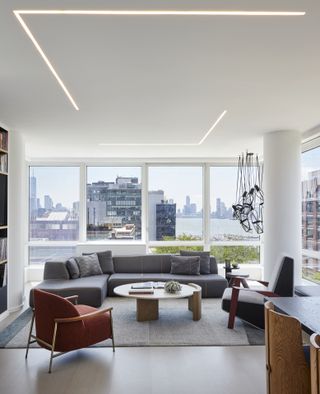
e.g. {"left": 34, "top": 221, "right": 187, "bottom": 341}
{"left": 148, "top": 166, "right": 203, "bottom": 241}
{"left": 29, "top": 246, "right": 76, "bottom": 265}
{"left": 87, "top": 167, "right": 142, "bottom": 240}
{"left": 302, "top": 146, "right": 320, "bottom": 282}
{"left": 210, "top": 167, "right": 260, "bottom": 242}
{"left": 29, "top": 167, "right": 80, "bottom": 241}
{"left": 210, "top": 245, "right": 260, "bottom": 265}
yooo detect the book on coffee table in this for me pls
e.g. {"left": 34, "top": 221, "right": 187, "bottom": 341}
{"left": 129, "top": 289, "right": 155, "bottom": 295}
{"left": 131, "top": 282, "right": 154, "bottom": 289}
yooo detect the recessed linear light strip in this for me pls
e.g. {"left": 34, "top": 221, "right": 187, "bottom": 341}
{"left": 99, "top": 110, "right": 227, "bottom": 146}
{"left": 15, "top": 10, "right": 306, "bottom": 16}
{"left": 14, "top": 11, "right": 79, "bottom": 111}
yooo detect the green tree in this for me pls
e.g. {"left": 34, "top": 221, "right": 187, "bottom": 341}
{"left": 210, "top": 245, "right": 259, "bottom": 264}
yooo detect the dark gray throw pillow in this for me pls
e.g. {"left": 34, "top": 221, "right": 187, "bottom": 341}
{"left": 180, "top": 250, "right": 211, "bottom": 275}
{"left": 66, "top": 257, "right": 80, "bottom": 279}
{"left": 170, "top": 256, "right": 200, "bottom": 276}
{"left": 76, "top": 254, "right": 103, "bottom": 277}
{"left": 83, "top": 250, "right": 114, "bottom": 274}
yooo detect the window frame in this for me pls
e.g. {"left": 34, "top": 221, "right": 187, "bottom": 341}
{"left": 26, "top": 158, "right": 262, "bottom": 265}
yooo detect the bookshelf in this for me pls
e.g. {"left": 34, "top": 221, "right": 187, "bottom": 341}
{"left": 0, "top": 127, "right": 8, "bottom": 315}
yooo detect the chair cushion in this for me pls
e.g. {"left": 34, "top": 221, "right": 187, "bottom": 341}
{"left": 170, "top": 256, "right": 200, "bottom": 275}
{"left": 76, "top": 254, "right": 103, "bottom": 277}
{"left": 180, "top": 250, "right": 211, "bottom": 275}
{"left": 222, "top": 287, "right": 265, "bottom": 305}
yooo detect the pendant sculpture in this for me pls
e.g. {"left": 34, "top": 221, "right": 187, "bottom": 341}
{"left": 232, "top": 152, "right": 264, "bottom": 234}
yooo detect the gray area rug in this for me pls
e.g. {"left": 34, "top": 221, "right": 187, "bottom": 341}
{"left": 0, "top": 298, "right": 264, "bottom": 348}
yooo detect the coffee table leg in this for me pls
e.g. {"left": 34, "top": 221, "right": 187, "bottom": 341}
{"left": 188, "top": 284, "right": 202, "bottom": 321}
{"left": 136, "top": 299, "right": 159, "bottom": 322}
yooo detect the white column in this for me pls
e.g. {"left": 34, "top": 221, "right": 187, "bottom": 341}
{"left": 8, "top": 130, "right": 26, "bottom": 311}
{"left": 263, "top": 130, "right": 301, "bottom": 285}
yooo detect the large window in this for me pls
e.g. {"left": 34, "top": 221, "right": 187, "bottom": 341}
{"left": 29, "top": 167, "right": 80, "bottom": 241}
{"left": 301, "top": 146, "right": 320, "bottom": 283}
{"left": 29, "top": 246, "right": 77, "bottom": 265}
{"left": 87, "top": 167, "right": 142, "bottom": 241}
{"left": 148, "top": 166, "right": 203, "bottom": 242}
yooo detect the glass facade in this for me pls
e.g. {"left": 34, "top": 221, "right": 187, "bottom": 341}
{"left": 301, "top": 146, "right": 320, "bottom": 283}
{"left": 87, "top": 167, "right": 142, "bottom": 240}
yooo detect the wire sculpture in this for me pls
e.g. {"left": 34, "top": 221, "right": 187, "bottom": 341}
{"left": 232, "top": 152, "right": 264, "bottom": 234}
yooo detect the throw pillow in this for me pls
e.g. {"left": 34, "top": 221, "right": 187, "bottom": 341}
{"left": 66, "top": 257, "right": 80, "bottom": 279}
{"left": 83, "top": 250, "right": 114, "bottom": 274}
{"left": 180, "top": 250, "right": 211, "bottom": 275}
{"left": 76, "top": 254, "right": 103, "bottom": 277}
{"left": 170, "top": 256, "right": 200, "bottom": 275}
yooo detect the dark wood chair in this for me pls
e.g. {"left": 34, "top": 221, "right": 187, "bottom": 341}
{"left": 221, "top": 256, "right": 294, "bottom": 329}
{"left": 310, "top": 333, "right": 320, "bottom": 394}
{"left": 265, "top": 301, "right": 310, "bottom": 394}
{"left": 26, "top": 289, "right": 115, "bottom": 373}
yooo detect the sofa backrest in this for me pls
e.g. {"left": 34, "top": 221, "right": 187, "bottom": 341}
{"left": 112, "top": 254, "right": 218, "bottom": 274}
{"left": 44, "top": 260, "right": 70, "bottom": 280}
{"left": 43, "top": 254, "right": 219, "bottom": 278}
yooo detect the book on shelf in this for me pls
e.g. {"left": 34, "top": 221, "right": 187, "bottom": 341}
{"left": 129, "top": 289, "right": 154, "bottom": 295}
{"left": 0, "top": 238, "right": 7, "bottom": 260}
{"left": 0, "top": 154, "right": 7, "bottom": 173}
{"left": 0, "top": 132, "right": 8, "bottom": 152}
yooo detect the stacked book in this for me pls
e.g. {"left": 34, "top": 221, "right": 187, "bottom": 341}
{"left": 128, "top": 282, "right": 159, "bottom": 295}
{"left": 0, "top": 133, "right": 8, "bottom": 151}
{"left": 0, "top": 154, "right": 7, "bottom": 173}
{"left": 0, "top": 238, "right": 7, "bottom": 261}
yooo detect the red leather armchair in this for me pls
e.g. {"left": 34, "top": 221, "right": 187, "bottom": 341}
{"left": 26, "top": 289, "right": 115, "bottom": 373}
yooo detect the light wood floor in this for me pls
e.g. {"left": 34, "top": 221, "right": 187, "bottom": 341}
{"left": 0, "top": 346, "right": 266, "bottom": 394}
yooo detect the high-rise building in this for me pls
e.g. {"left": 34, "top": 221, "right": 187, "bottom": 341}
{"left": 148, "top": 190, "right": 164, "bottom": 240}
{"left": 87, "top": 176, "right": 142, "bottom": 239}
{"left": 29, "top": 175, "right": 37, "bottom": 219}
{"left": 156, "top": 202, "right": 176, "bottom": 240}
{"left": 44, "top": 195, "right": 53, "bottom": 210}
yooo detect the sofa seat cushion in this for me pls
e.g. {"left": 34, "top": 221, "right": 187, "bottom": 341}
{"left": 29, "top": 275, "right": 109, "bottom": 308}
{"left": 221, "top": 287, "right": 265, "bottom": 329}
{"left": 108, "top": 273, "right": 227, "bottom": 298}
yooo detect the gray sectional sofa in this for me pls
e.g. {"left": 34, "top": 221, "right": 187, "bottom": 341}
{"left": 29, "top": 254, "right": 228, "bottom": 307}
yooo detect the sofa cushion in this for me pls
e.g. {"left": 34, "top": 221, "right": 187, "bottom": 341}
{"left": 170, "top": 256, "right": 200, "bottom": 275}
{"left": 44, "top": 260, "right": 70, "bottom": 280}
{"left": 76, "top": 254, "right": 103, "bottom": 277}
{"left": 113, "top": 256, "right": 143, "bottom": 273}
{"left": 180, "top": 250, "right": 211, "bottom": 275}
{"left": 83, "top": 250, "right": 114, "bottom": 274}
{"left": 66, "top": 258, "right": 80, "bottom": 279}
{"left": 29, "top": 275, "right": 109, "bottom": 308}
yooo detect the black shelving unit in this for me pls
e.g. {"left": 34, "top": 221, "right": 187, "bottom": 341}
{"left": 0, "top": 126, "right": 8, "bottom": 315}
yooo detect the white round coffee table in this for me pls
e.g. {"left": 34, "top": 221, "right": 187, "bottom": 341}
{"left": 114, "top": 282, "right": 202, "bottom": 322}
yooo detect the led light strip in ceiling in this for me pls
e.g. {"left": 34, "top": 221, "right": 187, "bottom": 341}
{"left": 99, "top": 110, "right": 227, "bottom": 146}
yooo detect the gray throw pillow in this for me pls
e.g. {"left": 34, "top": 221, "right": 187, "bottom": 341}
{"left": 83, "top": 250, "right": 114, "bottom": 274}
{"left": 170, "top": 256, "right": 200, "bottom": 275}
{"left": 66, "top": 257, "right": 80, "bottom": 279}
{"left": 76, "top": 254, "right": 103, "bottom": 277}
{"left": 180, "top": 250, "right": 211, "bottom": 275}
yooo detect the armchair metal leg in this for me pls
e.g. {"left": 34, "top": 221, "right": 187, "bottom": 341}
{"left": 110, "top": 310, "right": 115, "bottom": 353}
{"left": 48, "top": 322, "right": 58, "bottom": 373}
{"left": 25, "top": 311, "right": 35, "bottom": 359}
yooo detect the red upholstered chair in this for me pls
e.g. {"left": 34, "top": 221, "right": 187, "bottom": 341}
{"left": 26, "top": 289, "right": 115, "bottom": 373}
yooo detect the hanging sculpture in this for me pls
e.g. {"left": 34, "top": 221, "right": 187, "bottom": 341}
{"left": 232, "top": 152, "right": 264, "bottom": 234}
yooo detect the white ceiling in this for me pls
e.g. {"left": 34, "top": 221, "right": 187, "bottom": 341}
{"left": 0, "top": 0, "right": 319, "bottom": 158}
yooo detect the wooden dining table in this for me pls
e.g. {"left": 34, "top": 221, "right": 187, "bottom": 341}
{"left": 271, "top": 296, "right": 320, "bottom": 335}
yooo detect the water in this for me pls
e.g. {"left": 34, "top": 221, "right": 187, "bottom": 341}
{"left": 176, "top": 218, "right": 259, "bottom": 241}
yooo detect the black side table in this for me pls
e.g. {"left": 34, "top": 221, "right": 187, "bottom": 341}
{"left": 223, "top": 265, "right": 239, "bottom": 279}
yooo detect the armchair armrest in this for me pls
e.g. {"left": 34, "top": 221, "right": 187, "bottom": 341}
{"left": 64, "top": 295, "right": 79, "bottom": 304}
{"left": 231, "top": 277, "right": 269, "bottom": 287}
{"left": 232, "top": 286, "right": 278, "bottom": 297}
{"left": 55, "top": 307, "right": 113, "bottom": 324}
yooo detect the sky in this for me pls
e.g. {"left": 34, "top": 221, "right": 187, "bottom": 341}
{"left": 31, "top": 165, "right": 240, "bottom": 211}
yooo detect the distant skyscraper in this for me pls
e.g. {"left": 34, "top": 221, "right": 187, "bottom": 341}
{"left": 156, "top": 202, "right": 176, "bottom": 240}
{"left": 44, "top": 195, "right": 53, "bottom": 210}
{"left": 148, "top": 190, "right": 164, "bottom": 240}
{"left": 186, "top": 195, "right": 190, "bottom": 206}
{"left": 29, "top": 175, "right": 37, "bottom": 219}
